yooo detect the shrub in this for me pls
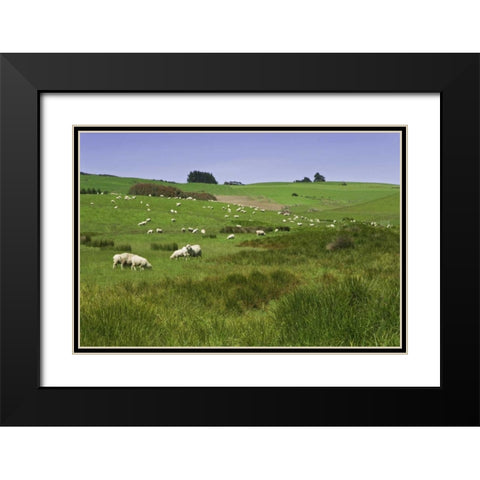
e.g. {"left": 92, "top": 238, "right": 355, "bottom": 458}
{"left": 291, "top": 192, "right": 298, "bottom": 196}
{"left": 220, "top": 226, "right": 274, "bottom": 234}
{"left": 128, "top": 183, "right": 216, "bottom": 201}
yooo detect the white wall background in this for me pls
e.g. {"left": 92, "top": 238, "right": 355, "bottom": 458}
{"left": 1, "top": 2, "right": 479, "bottom": 479}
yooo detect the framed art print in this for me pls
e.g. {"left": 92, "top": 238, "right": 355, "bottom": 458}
{"left": 0, "top": 54, "right": 478, "bottom": 425}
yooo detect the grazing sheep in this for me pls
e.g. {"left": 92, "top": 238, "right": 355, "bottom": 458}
{"left": 131, "top": 255, "right": 152, "bottom": 270}
{"left": 156, "top": 228, "right": 163, "bottom": 233}
{"left": 147, "top": 229, "right": 153, "bottom": 234}
{"left": 274, "top": 228, "right": 279, "bottom": 232}
{"left": 171, "top": 218, "right": 176, "bottom": 222}
{"left": 227, "top": 234, "right": 235, "bottom": 240}
{"left": 138, "top": 221, "right": 147, "bottom": 226}
{"left": 188, "top": 227, "right": 194, "bottom": 232}
{"left": 146, "top": 218, "right": 151, "bottom": 223}
{"left": 185, "top": 244, "right": 202, "bottom": 257}
{"left": 256, "top": 230, "right": 265, "bottom": 236}
{"left": 114, "top": 206, "right": 118, "bottom": 209}
{"left": 192, "top": 228, "right": 198, "bottom": 234}
{"left": 170, "top": 247, "right": 189, "bottom": 259}
{"left": 176, "top": 202, "right": 181, "bottom": 207}
{"left": 200, "top": 229, "right": 206, "bottom": 234}
{"left": 113, "top": 252, "right": 134, "bottom": 269}
{"left": 181, "top": 227, "right": 186, "bottom": 233}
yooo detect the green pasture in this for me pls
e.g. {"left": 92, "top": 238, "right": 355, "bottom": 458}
{"left": 79, "top": 174, "right": 401, "bottom": 347}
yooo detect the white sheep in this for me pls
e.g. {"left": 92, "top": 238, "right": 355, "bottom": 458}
{"left": 146, "top": 218, "right": 151, "bottom": 223}
{"left": 200, "top": 229, "right": 206, "bottom": 234}
{"left": 138, "top": 221, "right": 147, "bottom": 226}
{"left": 171, "top": 218, "right": 176, "bottom": 222}
{"left": 176, "top": 202, "right": 181, "bottom": 207}
{"left": 192, "top": 228, "right": 198, "bottom": 234}
{"left": 131, "top": 255, "right": 152, "bottom": 270}
{"left": 147, "top": 229, "right": 153, "bottom": 234}
{"left": 227, "top": 234, "right": 235, "bottom": 240}
{"left": 256, "top": 230, "right": 265, "bottom": 236}
{"left": 170, "top": 247, "right": 189, "bottom": 259}
{"left": 188, "top": 227, "right": 194, "bottom": 232}
{"left": 181, "top": 227, "right": 186, "bottom": 233}
{"left": 156, "top": 228, "right": 163, "bottom": 233}
{"left": 112, "top": 252, "right": 134, "bottom": 269}
{"left": 185, "top": 244, "right": 202, "bottom": 257}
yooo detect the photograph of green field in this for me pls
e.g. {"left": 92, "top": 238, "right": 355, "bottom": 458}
{"left": 78, "top": 129, "right": 403, "bottom": 349}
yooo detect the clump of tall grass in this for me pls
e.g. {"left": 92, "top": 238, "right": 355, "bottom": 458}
{"left": 272, "top": 275, "right": 400, "bottom": 347}
{"left": 116, "top": 244, "right": 132, "bottom": 252}
{"left": 80, "top": 235, "right": 115, "bottom": 249}
{"left": 326, "top": 235, "right": 354, "bottom": 251}
{"left": 151, "top": 242, "right": 178, "bottom": 251}
{"left": 80, "top": 269, "right": 299, "bottom": 347}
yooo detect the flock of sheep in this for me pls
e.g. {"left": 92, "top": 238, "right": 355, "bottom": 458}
{"left": 113, "top": 243, "right": 202, "bottom": 270}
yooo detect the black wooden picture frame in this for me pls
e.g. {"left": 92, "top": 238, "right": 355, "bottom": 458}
{"left": 0, "top": 53, "right": 478, "bottom": 426}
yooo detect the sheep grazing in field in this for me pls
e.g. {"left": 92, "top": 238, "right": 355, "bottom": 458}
{"left": 111, "top": 200, "right": 116, "bottom": 204}
{"left": 256, "top": 230, "right": 265, "bottom": 236}
{"left": 156, "top": 228, "right": 163, "bottom": 233}
{"left": 146, "top": 218, "right": 151, "bottom": 223}
{"left": 188, "top": 227, "right": 194, "bottom": 232}
{"left": 297, "top": 222, "right": 302, "bottom": 226}
{"left": 227, "top": 234, "right": 235, "bottom": 240}
{"left": 147, "top": 229, "right": 153, "bottom": 234}
{"left": 170, "top": 247, "right": 189, "bottom": 259}
{"left": 114, "top": 206, "right": 118, "bottom": 209}
{"left": 90, "top": 202, "right": 94, "bottom": 205}
{"left": 131, "top": 255, "right": 152, "bottom": 270}
{"left": 176, "top": 202, "right": 181, "bottom": 207}
{"left": 192, "top": 228, "right": 198, "bottom": 234}
{"left": 171, "top": 218, "right": 176, "bottom": 222}
{"left": 185, "top": 244, "right": 202, "bottom": 257}
{"left": 181, "top": 227, "right": 186, "bottom": 233}
{"left": 274, "top": 228, "right": 279, "bottom": 232}
{"left": 147, "top": 208, "right": 151, "bottom": 212}
{"left": 200, "top": 229, "right": 206, "bottom": 234}
{"left": 113, "top": 252, "right": 134, "bottom": 269}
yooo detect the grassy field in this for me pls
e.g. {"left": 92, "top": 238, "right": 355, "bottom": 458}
{"left": 79, "top": 174, "right": 401, "bottom": 347}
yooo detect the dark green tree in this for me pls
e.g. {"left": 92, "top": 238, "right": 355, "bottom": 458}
{"left": 187, "top": 170, "right": 218, "bottom": 184}
{"left": 314, "top": 172, "right": 326, "bottom": 182}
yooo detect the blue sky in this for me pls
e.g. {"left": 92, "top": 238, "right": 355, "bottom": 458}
{"left": 79, "top": 131, "right": 401, "bottom": 184}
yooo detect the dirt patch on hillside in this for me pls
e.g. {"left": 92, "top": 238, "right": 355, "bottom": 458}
{"left": 215, "top": 195, "right": 285, "bottom": 211}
